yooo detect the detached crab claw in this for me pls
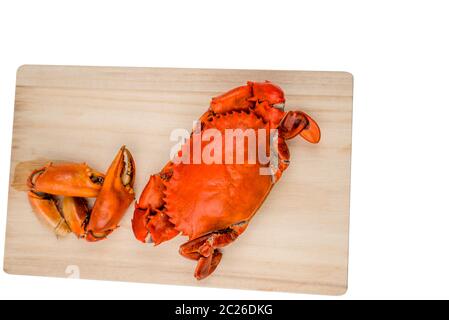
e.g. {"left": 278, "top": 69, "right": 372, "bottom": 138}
{"left": 27, "top": 190, "right": 72, "bottom": 237}
{"left": 85, "top": 146, "right": 136, "bottom": 242}
{"left": 27, "top": 163, "right": 104, "bottom": 198}
{"left": 27, "top": 162, "right": 105, "bottom": 237}
{"left": 26, "top": 146, "right": 135, "bottom": 241}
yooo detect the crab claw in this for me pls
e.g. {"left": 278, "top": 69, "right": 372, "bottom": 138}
{"left": 250, "top": 81, "right": 285, "bottom": 106}
{"left": 279, "top": 110, "right": 321, "bottom": 143}
{"left": 27, "top": 163, "right": 104, "bottom": 198}
{"left": 210, "top": 84, "right": 253, "bottom": 114}
{"left": 85, "top": 146, "right": 135, "bottom": 242}
{"left": 61, "top": 197, "right": 89, "bottom": 238}
{"left": 209, "top": 81, "right": 286, "bottom": 115}
{"left": 27, "top": 162, "right": 104, "bottom": 238}
{"left": 28, "top": 191, "right": 71, "bottom": 237}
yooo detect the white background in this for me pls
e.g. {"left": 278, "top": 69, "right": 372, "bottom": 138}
{"left": 1, "top": 0, "right": 448, "bottom": 300}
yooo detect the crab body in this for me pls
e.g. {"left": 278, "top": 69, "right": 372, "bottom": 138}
{"left": 133, "top": 81, "right": 320, "bottom": 279}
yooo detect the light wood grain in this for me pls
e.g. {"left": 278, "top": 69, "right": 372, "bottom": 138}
{"left": 4, "top": 65, "right": 353, "bottom": 295}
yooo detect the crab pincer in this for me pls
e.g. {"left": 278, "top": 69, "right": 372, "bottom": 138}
{"left": 85, "top": 146, "right": 136, "bottom": 241}
{"left": 27, "top": 191, "right": 72, "bottom": 237}
{"left": 27, "top": 146, "right": 135, "bottom": 241}
{"left": 27, "top": 163, "right": 105, "bottom": 198}
{"left": 27, "top": 162, "right": 105, "bottom": 237}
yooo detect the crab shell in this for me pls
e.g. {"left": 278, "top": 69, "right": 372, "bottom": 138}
{"left": 165, "top": 110, "right": 274, "bottom": 239}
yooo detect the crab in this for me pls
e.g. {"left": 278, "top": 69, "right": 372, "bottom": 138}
{"left": 27, "top": 146, "right": 135, "bottom": 241}
{"left": 132, "top": 81, "right": 320, "bottom": 279}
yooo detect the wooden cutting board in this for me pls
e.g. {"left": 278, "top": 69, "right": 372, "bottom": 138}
{"left": 4, "top": 65, "right": 353, "bottom": 295}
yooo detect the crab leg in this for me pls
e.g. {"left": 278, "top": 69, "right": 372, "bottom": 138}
{"left": 179, "top": 221, "right": 249, "bottom": 280}
{"left": 269, "top": 136, "right": 291, "bottom": 183}
{"left": 132, "top": 164, "right": 179, "bottom": 244}
{"left": 85, "top": 146, "right": 135, "bottom": 242}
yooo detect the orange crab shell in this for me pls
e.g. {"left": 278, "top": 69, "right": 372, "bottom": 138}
{"left": 164, "top": 111, "right": 273, "bottom": 240}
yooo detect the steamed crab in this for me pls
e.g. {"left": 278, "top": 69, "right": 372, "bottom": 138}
{"left": 132, "top": 81, "right": 320, "bottom": 279}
